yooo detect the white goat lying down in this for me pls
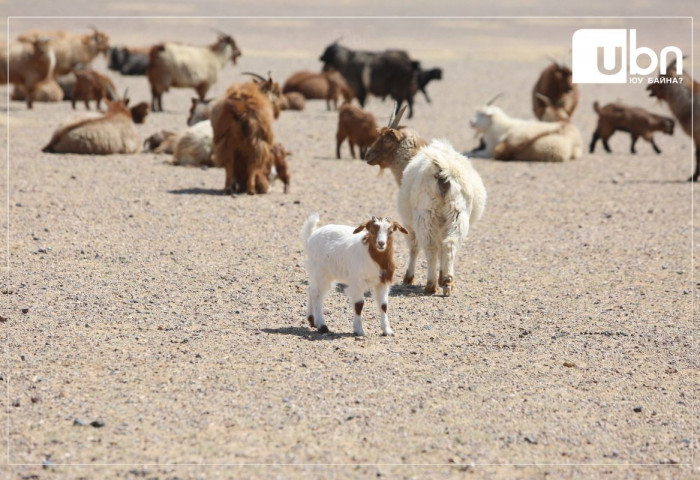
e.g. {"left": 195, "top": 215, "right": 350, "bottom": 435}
{"left": 301, "top": 213, "right": 408, "bottom": 336}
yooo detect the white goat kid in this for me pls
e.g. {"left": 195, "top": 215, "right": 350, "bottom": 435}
{"left": 301, "top": 213, "right": 407, "bottom": 336}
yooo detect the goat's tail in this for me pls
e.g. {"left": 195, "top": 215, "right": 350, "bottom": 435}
{"left": 301, "top": 213, "right": 320, "bottom": 248}
{"left": 593, "top": 101, "right": 601, "bottom": 114}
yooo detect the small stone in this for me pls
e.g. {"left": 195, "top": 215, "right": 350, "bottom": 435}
{"left": 21, "top": 308, "right": 29, "bottom": 314}
{"left": 90, "top": 419, "right": 105, "bottom": 428}
{"left": 633, "top": 406, "right": 642, "bottom": 413}
{"left": 524, "top": 435, "right": 538, "bottom": 444}
{"left": 38, "top": 247, "right": 48, "bottom": 254}
{"left": 293, "top": 200, "right": 300, "bottom": 205}
{"left": 30, "top": 396, "right": 40, "bottom": 404}
{"left": 563, "top": 361, "right": 576, "bottom": 368}
{"left": 0, "top": 316, "right": 6, "bottom": 322}
{"left": 73, "top": 418, "right": 88, "bottom": 427}
{"left": 42, "top": 457, "right": 56, "bottom": 469}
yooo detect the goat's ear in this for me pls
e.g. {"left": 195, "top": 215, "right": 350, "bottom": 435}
{"left": 191, "top": 98, "right": 198, "bottom": 107}
{"left": 392, "top": 222, "right": 409, "bottom": 234}
{"left": 353, "top": 222, "right": 368, "bottom": 234}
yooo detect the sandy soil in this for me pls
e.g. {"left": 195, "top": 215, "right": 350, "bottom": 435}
{"left": 1, "top": 3, "right": 698, "bottom": 479}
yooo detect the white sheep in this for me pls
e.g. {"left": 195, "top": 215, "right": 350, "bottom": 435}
{"left": 171, "top": 120, "right": 214, "bottom": 167}
{"left": 147, "top": 34, "right": 241, "bottom": 111}
{"left": 399, "top": 139, "right": 486, "bottom": 296}
{"left": 301, "top": 213, "right": 408, "bottom": 336}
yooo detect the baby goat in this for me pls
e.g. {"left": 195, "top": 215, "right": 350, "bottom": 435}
{"left": 336, "top": 104, "right": 379, "bottom": 159}
{"left": 590, "top": 101, "right": 674, "bottom": 154}
{"left": 302, "top": 213, "right": 408, "bottom": 336}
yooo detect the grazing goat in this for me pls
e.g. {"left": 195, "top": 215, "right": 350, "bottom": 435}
{"left": 129, "top": 102, "right": 150, "bottom": 124}
{"left": 147, "top": 34, "right": 241, "bottom": 112}
{"left": 366, "top": 105, "right": 486, "bottom": 295}
{"left": 267, "top": 143, "right": 291, "bottom": 193}
{"left": 415, "top": 67, "right": 442, "bottom": 103}
{"left": 282, "top": 70, "right": 353, "bottom": 110}
{"left": 43, "top": 96, "right": 140, "bottom": 154}
{"left": 11, "top": 78, "right": 63, "bottom": 102}
{"left": 18, "top": 28, "right": 109, "bottom": 77}
{"left": 647, "top": 59, "right": 700, "bottom": 181}
{"left": 336, "top": 104, "right": 379, "bottom": 159}
{"left": 469, "top": 95, "right": 582, "bottom": 161}
{"left": 0, "top": 38, "right": 55, "bottom": 108}
{"left": 210, "top": 81, "right": 276, "bottom": 194}
{"left": 532, "top": 60, "right": 579, "bottom": 121}
{"left": 143, "top": 130, "right": 178, "bottom": 154}
{"left": 71, "top": 69, "right": 118, "bottom": 110}
{"left": 319, "top": 41, "right": 419, "bottom": 118}
{"left": 281, "top": 92, "right": 306, "bottom": 111}
{"left": 590, "top": 101, "right": 674, "bottom": 154}
{"left": 172, "top": 120, "right": 214, "bottom": 167}
{"left": 107, "top": 46, "right": 149, "bottom": 75}
{"left": 302, "top": 213, "right": 407, "bottom": 336}
{"left": 187, "top": 97, "right": 213, "bottom": 126}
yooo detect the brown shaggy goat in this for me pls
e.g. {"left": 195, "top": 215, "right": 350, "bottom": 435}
{"left": 210, "top": 82, "right": 276, "bottom": 195}
{"left": 336, "top": 104, "right": 379, "bottom": 160}
{"left": 532, "top": 61, "right": 579, "bottom": 121}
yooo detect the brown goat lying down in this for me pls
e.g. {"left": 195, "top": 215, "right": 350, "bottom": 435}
{"left": 590, "top": 101, "right": 675, "bottom": 154}
{"left": 210, "top": 81, "right": 277, "bottom": 194}
{"left": 43, "top": 98, "right": 140, "bottom": 154}
{"left": 336, "top": 104, "right": 379, "bottom": 159}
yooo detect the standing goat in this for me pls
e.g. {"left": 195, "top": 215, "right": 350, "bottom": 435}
{"left": 647, "top": 59, "right": 700, "bottom": 181}
{"left": 336, "top": 104, "right": 379, "bottom": 159}
{"left": 1, "top": 38, "right": 55, "bottom": 108}
{"left": 366, "top": 105, "right": 486, "bottom": 295}
{"left": 43, "top": 94, "right": 140, "bottom": 154}
{"left": 532, "top": 59, "right": 579, "bottom": 121}
{"left": 302, "top": 213, "right": 407, "bottom": 336}
{"left": 71, "top": 69, "right": 118, "bottom": 110}
{"left": 147, "top": 34, "right": 241, "bottom": 112}
{"left": 319, "top": 41, "right": 419, "bottom": 118}
{"left": 590, "top": 101, "right": 674, "bottom": 154}
{"left": 415, "top": 67, "right": 443, "bottom": 103}
{"left": 18, "top": 27, "right": 109, "bottom": 77}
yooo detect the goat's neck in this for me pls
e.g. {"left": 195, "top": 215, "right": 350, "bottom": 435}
{"left": 390, "top": 136, "right": 425, "bottom": 186}
{"left": 212, "top": 43, "right": 233, "bottom": 67}
{"left": 366, "top": 238, "right": 395, "bottom": 284}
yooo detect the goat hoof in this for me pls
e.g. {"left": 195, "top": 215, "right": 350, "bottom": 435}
{"left": 443, "top": 285, "right": 452, "bottom": 297}
{"left": 318, "top": 325, "right": 329, "bottom": 334}
{"left": 424, "top": 283, "right": 437, "bottom": 294}
{"left": 381, "top": 329, "right": 395, "bottom": 337}
{"left": 402, "top": 275, "right": 414, "bottom": 285}
{"left": 353, "top": 330, "right": 365, "bottom": 337}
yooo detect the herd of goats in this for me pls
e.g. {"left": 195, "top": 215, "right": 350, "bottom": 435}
{"left": 1, "top": 27, "right": 698, "bottom": 334}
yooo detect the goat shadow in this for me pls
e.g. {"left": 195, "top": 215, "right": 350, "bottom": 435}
{"left": 168, "top": 187, "right": 225, "bottom": 196}
{"left": 389, "top": 284, "right": 439, "bottom": 297}
{"left": 609, "top": 179, "right": 690, "bottom": 185}
{"left": 261, "top": 326, "right": 354, "bottom": 340}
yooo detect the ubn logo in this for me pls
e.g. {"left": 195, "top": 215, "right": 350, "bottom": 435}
{"left": 572, "top": 29, "right": 683, "bottom": 84}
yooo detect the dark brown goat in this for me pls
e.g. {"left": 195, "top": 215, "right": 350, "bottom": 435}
{"left": 336, "top": 104, "right": 379, "bottom": 160}
{"left": 590, "top": 101, "right": 674, "bottom": 154}
{"left": 129, "top": 102, "right": 150, "bottom": 124}
{"left": 532, "top": 61, "right": 579, "bottom": 121}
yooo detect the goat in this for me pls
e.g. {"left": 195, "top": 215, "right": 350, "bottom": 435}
{"left": 590, "top": 101, "right": 674, "bottom": 154}
{"left": 302, "top": 213, "right": 407, "bottom": 336}
{"left": 147, "top": 34, "right": 241, "bottom": 112}
{"left": 336, "top": 104, "right": 379, "bottom": 160}
{"left": 187, "top": 97, "right": 213, "bottom": 126}
{"left": 282, "top": 70, "right": 353, "bottom": 110}
{"left": 43, "top": 95, "right": 140, "bottom": 154}
{"left": 18, "top": 27, "right": 109, "bottom": 77}
{"left": 365, "top": 115, "right": 427, "bottom": 186}
{"left": 71, "top": 68, "right": 118, "bottom": 110}
{"left": 647, "top": 59, "right": 700, "bottom": 181}
{"left": 143, "top": 130, "right": 179, "bottom": 154}
{"left": 107, "top": 46, "right": 149, "bottom": 76}
{"left": 11, "top": 78, "right": 63, "bottom": 102}
{"left": 415, "top": 67, "right": 442, "bottom": 103}
{"left": 269, "top": 143, "right": 291, "bottom": 193}
{"left": 210, "top": 80, "right": 276, "bottom": 194}
{"left": 171, "top": 120, "right": 214, "bottom": 167}
{"left": 532, "top": 59, "right": 579, "bottom": 121}
{"left": 468, "top": 94, "right": 581, "bottom": 161}
{"left": 129, "top": 102, "right": 150, "bottom": 124}
{"left": 0, "top": 38, "right": 55, "bottom": 108}
{"left": 281, "top": 92, "right": 306, "bottom": 111}
{"left": 319, "top": 41, "right": 419, "bottom": 118}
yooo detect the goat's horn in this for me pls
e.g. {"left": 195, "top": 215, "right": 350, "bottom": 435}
{"left": 546, "top": 55, "right": 561, "bottom": 67}
{"left": 122, "top": 88, "right": 129, "bottom": 100}
{"left": 87, "top": 24, "right": 98, "bottom": 33}
{"left": 333, "top": 36, "right": 343, "bottom": 44}
{"left": 387, "top": 102, "right": 398, "bottom": 127}
{"left": 486, "top": 92, "right": 504, "bottom": 106}
{"left": 390, "top": 104, "right": 408, "bottom": 129}
{"left": 535, "top": 92, "right": 551, "bottom": 106}
{"left": 242, "top": 72, "right": 266, "bottom": 82}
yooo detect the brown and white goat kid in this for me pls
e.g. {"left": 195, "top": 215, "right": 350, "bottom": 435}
{"left": 590, "top": 101, "right": 674, "bottom": 154}
{"left": 532, "top": 59, "right": 579, "bottom": 121}
{"left": 1, "top": 38, "right": 55, "bottom": 108}
{"left": 43, "top": 96, "right": 140, "bottom": 154}
{"left": 302, "top": 213, "right": 408, "bottom": 336}
{"left": 147, "top": 34, "right": 241, "bottom": 112}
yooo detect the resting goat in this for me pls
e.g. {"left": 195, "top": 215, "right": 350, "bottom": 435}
{"left": 302, "top": 213, "right": 407, "bottom": 336}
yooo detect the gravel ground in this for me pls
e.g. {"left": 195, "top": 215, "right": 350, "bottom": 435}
{"left": 1, "top": 3, "right": 698, "bottom": 479}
